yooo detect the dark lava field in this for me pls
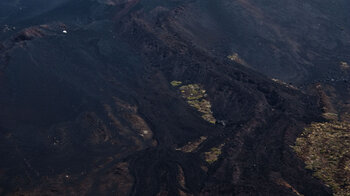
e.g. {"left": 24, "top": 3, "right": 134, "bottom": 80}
{"left": 1, "top": 0, "right": 350, "bottom": 195}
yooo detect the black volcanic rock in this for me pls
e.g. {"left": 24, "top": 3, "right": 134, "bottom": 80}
{"left": 163, "top": 0, "right": 350, "bottom": 84}
{"left": 0, "top": 0, "right": 346, "bottom": 195}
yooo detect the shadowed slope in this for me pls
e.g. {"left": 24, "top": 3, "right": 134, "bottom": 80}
{"left": 0, "top": 0, "right": 344, "bottom": 195}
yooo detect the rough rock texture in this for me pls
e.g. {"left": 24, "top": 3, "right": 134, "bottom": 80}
{"left": 1, "top": 0, "right": 349, "bottom": 195}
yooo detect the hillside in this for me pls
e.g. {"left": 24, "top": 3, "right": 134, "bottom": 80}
{"left": 1, "top": 0, "right": 349, "bottom": 195}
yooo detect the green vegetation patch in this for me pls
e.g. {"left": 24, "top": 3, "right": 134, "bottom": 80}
{"left": 322, "top": 112, "right": 339, "bottom": 121}
{"left": 204, "top": 144, "right": 224, "bottom": 164}
{"left": 176, "top": 136, "right": 207, "bottom": 153}
{"left": 171, "top": 81, "right": 182, "bottom": 87}
{"left": 171, "top": 82, "right": 216, "bottom": 124}
{"left": 292, "top": 121, "right": 350, "bottom": 196}
{"left": 179, "top": 84, "right": 206, "bottom": 100}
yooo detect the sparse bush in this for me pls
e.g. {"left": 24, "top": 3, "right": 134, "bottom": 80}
{"left": 227, "top": 53, "right": 248, "bottom": 66}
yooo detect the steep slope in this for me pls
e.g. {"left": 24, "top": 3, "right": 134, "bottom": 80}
{"left": 0, "top": 0, "right": 342, "bottom": 195}
{"left": 166, "top": 0, "right": 350, "bottom": 84}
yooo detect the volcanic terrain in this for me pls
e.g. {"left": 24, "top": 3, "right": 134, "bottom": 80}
{"left": 1, "top": 0, "right": 350, "bottom": 195}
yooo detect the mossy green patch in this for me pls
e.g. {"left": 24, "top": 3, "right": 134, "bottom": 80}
{"left": 171, "top": 81, "right": 183, "bottom": 87}
{"left": 172, "top": 82, "right": 216, "bottom": 124}
{"left": 176, "top": 136, "right": 207, "bottom": 153}
{"left": 204, "top": 144, "right": 224, "bottom": 164}
{"left": 292, "top": 121, "right": 350, "bottom": 196}
{"left": 179, "top": 84, "right": 206, "bottom": 100}
{"left": 322, "top": 112, "right": 339, "bottom": 121}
